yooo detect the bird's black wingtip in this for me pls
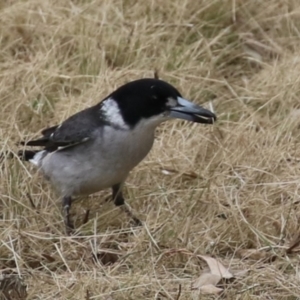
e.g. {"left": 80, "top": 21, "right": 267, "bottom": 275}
{"left": 0, "top": 150, "right": 39, "bottom": 161}
{"left": 17, "top": 150, "right": 38, "bottom": 161}
{"left": 19, "top": 138, "right": 49, "bottom": 147}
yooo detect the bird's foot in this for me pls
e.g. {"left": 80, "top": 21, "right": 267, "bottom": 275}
{"left": 64, "top": 220, "right": 75, "bottom": 236}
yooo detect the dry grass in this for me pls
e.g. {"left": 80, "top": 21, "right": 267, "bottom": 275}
{"left": 1, "top": 0, "right": 300, "bottom": 299}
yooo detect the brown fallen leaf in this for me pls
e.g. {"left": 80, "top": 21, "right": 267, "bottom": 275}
{"left": 198, "top": 255, "right": 233, "bottom": 279}
{"left": 163, "top": 250, "right": 235, "bottom": 295}
{"left": 192, "top": 273, "right": 221, "bottom": 290}
{"left": 192, "top": 274, "right": 223, "bottom": 295}
{"left": 192, "top": 256, "right": 233, "bottom": 295}
{"left": 200, "top": 284, "right": 223, "bottom": 295}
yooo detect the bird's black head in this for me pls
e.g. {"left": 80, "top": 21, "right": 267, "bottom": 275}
{"left": 104, "top": 78, "right": 216, "bottom": 128}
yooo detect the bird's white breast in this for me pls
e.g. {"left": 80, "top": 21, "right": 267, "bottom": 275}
{"left": 39, "top": 124, "right": 156, "bottom": 197}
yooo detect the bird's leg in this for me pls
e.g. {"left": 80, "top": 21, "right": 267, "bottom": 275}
{"left": 112, "top": 183, "right": 142, "bottom": 226}
{"left": 62, "top": 196, "right": 74, "bottom": 234}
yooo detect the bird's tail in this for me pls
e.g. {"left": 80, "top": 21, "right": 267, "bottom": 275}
{"left": 17, "top": 150, "right": 40, "bottom": 161}
{"left": 0, "top": 150, "right": 40, "bottom": 162}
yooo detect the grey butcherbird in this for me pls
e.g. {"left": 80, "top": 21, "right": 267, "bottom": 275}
{"left": 18, "top": 78, "right": 216, "bottom": 234}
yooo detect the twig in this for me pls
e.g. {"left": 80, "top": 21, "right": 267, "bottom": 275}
{"left": 26, "top": 193, "right": 36, "bottom": 209}
{"left": 175, "top": 284, "right": 182, "bottom": 300}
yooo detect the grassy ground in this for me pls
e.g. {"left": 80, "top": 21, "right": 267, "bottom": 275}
{"left": 1, "top": 0, "right": 300, "bottom": 299}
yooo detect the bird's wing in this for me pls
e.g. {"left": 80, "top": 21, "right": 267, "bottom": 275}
{"left": 21, "top": 104, "right": 106, "bottom": 152}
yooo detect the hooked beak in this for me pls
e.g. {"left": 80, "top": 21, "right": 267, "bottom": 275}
{"left": 169, "top": 97, "right": 216, "bottom": 124}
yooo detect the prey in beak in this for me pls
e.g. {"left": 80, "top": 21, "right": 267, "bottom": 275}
{"left": 169, "top": 97, "right": 216, "bottom": 124}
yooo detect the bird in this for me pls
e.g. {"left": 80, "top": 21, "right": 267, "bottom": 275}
{"left": 17, "top": 78, "right": 216, "bottom": 234}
